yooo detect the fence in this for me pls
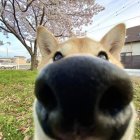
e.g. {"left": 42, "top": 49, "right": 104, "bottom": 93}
{"left": 0, "top": 64, "right": 31, "bottom": 70}
{"left": 121, "top": 55, "right": 140, "bottom": 69}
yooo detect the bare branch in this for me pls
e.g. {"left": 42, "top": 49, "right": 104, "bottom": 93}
{"left": 0, "top": 26, "right": 11, "bottom": 33}
{"left": 31, "top": 5, "right": 38, "bottom": 27}
{"left": 39, "top": 6, "right": 45, "bottom": 25}
{"left": 1, "top": 15, "right": 17, "bottom": 34}
{"left": 25, "top": 18, "right": 36, "bottom": 32}
{"left": 11, "top": 0, "right": 25, "bottom": 43}
{"left": 1, "top": 16, "right": 32, "bottom": 55}
{"left": 15, "top": 0, "right": 36, "bottom": 12}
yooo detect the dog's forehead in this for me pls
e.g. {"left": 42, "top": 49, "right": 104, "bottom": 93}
{"left": 58, "top": 37, "right": 104, "bottom": 56}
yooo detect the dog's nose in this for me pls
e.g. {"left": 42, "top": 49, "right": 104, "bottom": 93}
{"left": 35, "top": 56, "right": 133, "bottom": 138}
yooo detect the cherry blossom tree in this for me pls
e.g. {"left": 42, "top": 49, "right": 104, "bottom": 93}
{"left": 0, "top": 0, "right": 104, "bottom": 70}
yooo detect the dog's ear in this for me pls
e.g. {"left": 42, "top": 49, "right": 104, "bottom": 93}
{"left": 100, "top": 24, "right": 126, "bottom": 60}
{"left": 37, "top": 26, "right": 58, "bottom": 57}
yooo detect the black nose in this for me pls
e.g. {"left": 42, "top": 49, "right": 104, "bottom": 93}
{"left": 35, "top": 56, "right": 133, "bottom": 138}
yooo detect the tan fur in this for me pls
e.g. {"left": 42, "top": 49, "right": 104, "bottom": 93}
{"left": 34, "top": 24, "right": 136, "bottom": 140}
{"left": 37, "top": 24, "right": 125, "bottom": 70}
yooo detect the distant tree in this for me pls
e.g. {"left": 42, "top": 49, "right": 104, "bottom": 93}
{"left": 0, "top": 0, "right": 104, "bottom": 70}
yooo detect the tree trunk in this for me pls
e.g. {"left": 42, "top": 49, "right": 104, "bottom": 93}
{"left": 30, "top": 54, "right": 38, "bottom": 70}
{"left": 30, "top": 39, "right": 38, "bottom": 70}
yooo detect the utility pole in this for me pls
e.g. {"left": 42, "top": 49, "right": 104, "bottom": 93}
{"left": 0, "top": 41, "right": 11, "bottom": 58}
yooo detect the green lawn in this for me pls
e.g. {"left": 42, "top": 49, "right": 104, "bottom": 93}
{"left": 0, "top": 70, "right": 37, "bottom": 140}
{"left": 0, "top": 70, "right": 139, "bottom": 140}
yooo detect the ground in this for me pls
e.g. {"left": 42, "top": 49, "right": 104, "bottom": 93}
{"left": 0, "top": 70, "right": 139, "bottom": 140}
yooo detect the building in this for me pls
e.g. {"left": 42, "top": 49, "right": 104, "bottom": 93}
{"left": 121, "top": 25, "right": 140, "bottom": 69}
{"left": 0, "top": 56, "right": 27, "bottom": 65}
{"left": 0, "top": 58, "right": 13, "bottom": 63}
{"left": 13, "top": 56, "right": 27, "bottom": 65}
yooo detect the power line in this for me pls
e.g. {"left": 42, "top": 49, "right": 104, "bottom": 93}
{"left": 87, "top": 15, "right": 140, "bottom": 34}
{"left": 113, "top": 0, "right": 140, "bottom": 17}
{"left": 92, "top": 0, "right": 139, "bottom": 29}
{"left": 86, "top": 0, "right": 140, "bottom": 32}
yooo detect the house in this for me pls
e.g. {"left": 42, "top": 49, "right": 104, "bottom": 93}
{"left": 0, "top": 56, "right": 27, "bottom": 65}
{"left": 121, "top": 25, "right": 140, "bottom": 69}
{"left": 13, "top": 56, "right": 27, "bottom": 65}
{"left": 0, "top": 57, "right": 13, "bottom": 63}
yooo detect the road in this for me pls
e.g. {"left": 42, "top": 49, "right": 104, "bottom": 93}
{"left": 125, "top": 69, "right": 140, "bottom": 77}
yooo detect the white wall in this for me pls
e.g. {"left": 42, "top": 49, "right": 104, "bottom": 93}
{"left": 121, "top": 42, "right": 140, "bottom": 55}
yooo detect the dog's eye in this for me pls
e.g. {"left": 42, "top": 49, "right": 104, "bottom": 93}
{"left": 53, "top": 52, "right": 63, "bottom": 61}
{"left": 98, "top": 51, "right": 108, "bottom": 60}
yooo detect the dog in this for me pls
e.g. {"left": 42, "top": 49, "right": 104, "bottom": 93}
{"left": 34, "top": 24, "right": 136, "bottom": 140}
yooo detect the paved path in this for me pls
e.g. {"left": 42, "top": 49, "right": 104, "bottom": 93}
{"left": 125, "top": 69, "right": 140, "bottom": 77}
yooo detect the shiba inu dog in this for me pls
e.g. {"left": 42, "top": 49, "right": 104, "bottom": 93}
{"left": 34, "top": 24, "right": 136, "bottom": 140}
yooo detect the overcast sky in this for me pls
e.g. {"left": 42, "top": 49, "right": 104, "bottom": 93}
{"left": 0, "top": 0, "right": 140, "bottom": 58}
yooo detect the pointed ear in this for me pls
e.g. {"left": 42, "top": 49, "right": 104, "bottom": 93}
{"left": 37, "top": 26, "right": 58, "bottom": 57}
{"left": 100, "top": 24, "right": 126, "bottom": 60}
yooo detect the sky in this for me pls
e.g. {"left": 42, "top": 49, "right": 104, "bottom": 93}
{"left": 0, "top": 0, "right": 140, "bottom": 59}
{"left": 86, "top": 0, "right": 140, "bottom": 40}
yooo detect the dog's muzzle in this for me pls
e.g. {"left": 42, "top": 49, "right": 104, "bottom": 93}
{"left": 35, "top": 56, "right": 133, "bottom": 140}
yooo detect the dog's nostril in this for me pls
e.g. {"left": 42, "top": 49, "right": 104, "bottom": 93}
{"left": 35, "top": 80, "right": 57, "bottom": 110}
{"left": 99, "top": 86, "right": 130, "bottom": 116}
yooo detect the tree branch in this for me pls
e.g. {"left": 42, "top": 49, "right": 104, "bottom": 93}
{"left": 0, "top": 26, "right": 11, "bottom": 33}
{"left": 12, "top": 0, "right": 26, "bottom": 44}
{"left": 25, "top": 18, "right": 36, "bottom": 32}
{"left": 1, "top": 16, "right": 17, "bottom": 34}
{"left": 39, "top": 6, "right": 45, "bottom": 25}
{"left": 15, "top": 0, "right": 36, "bottom": 12}
{"left": 31, "top": 6, "right": 38, "bottom": 27}
{"left": 1, "top": 16, "right": 32, "bottom": 55}
{"left": 1, "top": 0, "right": 32, "bottom": 55}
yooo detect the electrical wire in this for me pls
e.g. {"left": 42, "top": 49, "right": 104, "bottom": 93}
{"left": 86, "top": 0, "right": 140, "bottom": 32}
{"left": 87, "top": 15, "right": 140, "bottom": 34}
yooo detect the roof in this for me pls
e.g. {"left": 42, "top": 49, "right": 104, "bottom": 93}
{"left": 125, "top": 25, "right": 140, "bottom": 43}
{"left": 0, "top": 57, "right": 13, "bottom": 59}
{"left": 14, "top": 56, "right": 26, "bottom": 58}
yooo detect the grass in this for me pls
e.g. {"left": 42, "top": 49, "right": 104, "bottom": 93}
{"left": 0, "top": 70, "right": 37, "bottom": 140}
{"left": 0, "top": 70, "right": 139, "bottom": 140}
{"left": 131, "top": 77, "right": 140, "bottom": 140}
